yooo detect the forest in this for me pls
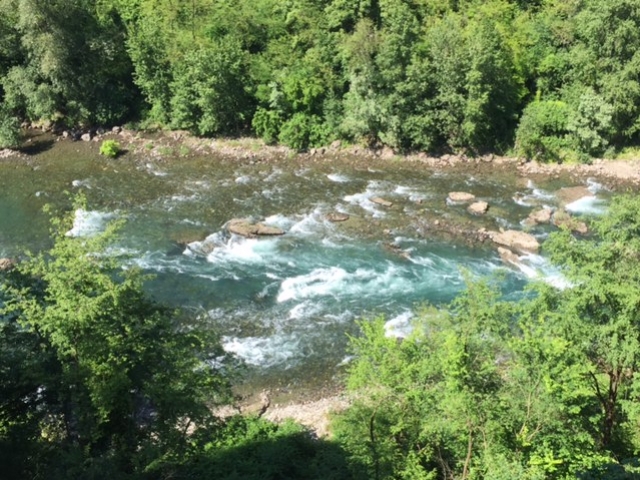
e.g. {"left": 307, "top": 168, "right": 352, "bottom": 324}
{"left": 1, "top": 0, "right": 640, "bottom": 160}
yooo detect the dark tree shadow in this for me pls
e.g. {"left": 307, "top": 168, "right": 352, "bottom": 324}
{"left": 148, "top": 416, "right": 363, "bottom": 480}
{"left": 19, "top": 138, "right": 55, "bottom": 155}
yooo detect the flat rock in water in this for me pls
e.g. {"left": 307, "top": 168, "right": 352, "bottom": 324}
{"left": 448, "top": 191, "right": 476, "bottom": 203}
{"left": 326, "top": 212, "right": 350, "bottom": 222}
{"left": 227, "top": 218, "right": 285, "bottom": 238}
{"left": 371, "top": 197, "right": 393, "bottom": 207}
{"left": 468, "top": 201, "right": 489, "bottom": 215}
{"left": 490, "top": 230, "right": 540, "bottom": 253}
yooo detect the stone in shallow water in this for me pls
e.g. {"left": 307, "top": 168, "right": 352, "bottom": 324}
{"left": 552, "top": 210, "right": 588, "bottom": 234}
{"left": 227, "top": 218, "right": 285, "bottom": 238}
{"left": 468, "top": 201, "right": 489, "bottom": 215}
{"left": 326, "top": 212, "right": 350, "bottom": 222}
{"left": 371, "top": 197, "right": 393, "bottom": 207}
{"left": 448, "top": 191, "right": 475, "bottom": 203}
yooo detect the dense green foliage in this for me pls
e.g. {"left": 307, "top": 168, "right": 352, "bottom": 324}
{"left": 334, "top": 195, "right": 640, "bottom": 479}
{"left": 100, "top": 139, "right": 122, "bottom": 158}
{"left": 2, "top": 0, "right": 640, "bottom": 158}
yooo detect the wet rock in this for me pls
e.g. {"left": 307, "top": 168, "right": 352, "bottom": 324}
{"left": 371, "top": 197, "right": 393, "bottom": 207}
{"left": 490, "top": 230, "right": 540, "bottom": 253}
{"left": 112, "top": 126, "right": 122, "bottom": 134}
{"left": 552, "top": 210, "right": 588, "bottom": 234}
{"left": 0, "top": 257, "right": 16, "bottom": 271}
{"left": 468, "top": 201, "right": 489, "bottom": 215}
{"left": 81, "top": 133, "right": 92, "bottom": 142}
{"left": 526, "top": 207, "right": 553, "bottom": 225}
{"left": 326, "top": 212, "right": 350, "bottom": 222}
{"left": 447, "top": 191, "right": 476, "bottom": 203}
{"left": 227, "top": 218, "right": 285, "bottom": 238}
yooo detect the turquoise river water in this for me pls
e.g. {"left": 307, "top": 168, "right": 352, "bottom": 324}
{"left": 0, "top": 134, "right": 609, "bottom": 392}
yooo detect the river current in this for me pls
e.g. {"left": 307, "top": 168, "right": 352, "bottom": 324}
{"left": 0, "top": 135, "right": 609, "bottom": 392}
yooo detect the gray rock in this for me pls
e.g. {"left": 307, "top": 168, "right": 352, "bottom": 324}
{"left": 81, "top": 133, "right": 92, "bottom": 142}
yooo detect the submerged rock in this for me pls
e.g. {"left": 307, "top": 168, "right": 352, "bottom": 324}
{"left": 447, "top": 191, "right": 475, "bottom": 203}
{"left": 556, "top": 186, "right": 594, "bottom": 206}
{"left": 490, "top": 230, "right": 540, "bottom": 253}
{"left": 227, "top": 218, "right": 285, "bottom": 238}
{"left": 468, "top": 201, "right": 489, "bottom": 215}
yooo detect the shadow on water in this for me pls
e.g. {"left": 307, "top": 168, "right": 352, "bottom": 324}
{"left": 19, "top": 138, "right": 55, "bottom": 155}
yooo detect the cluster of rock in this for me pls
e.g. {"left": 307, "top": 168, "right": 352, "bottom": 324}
{"left": 445, "top": 187, "right": 592, "bottom": 269}
{"left": 226, "top": 219, "right": 285, "bottom": 238}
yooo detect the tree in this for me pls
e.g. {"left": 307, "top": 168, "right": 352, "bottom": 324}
{"left": 0, "top": 200, "right": 233, "bottom": 478}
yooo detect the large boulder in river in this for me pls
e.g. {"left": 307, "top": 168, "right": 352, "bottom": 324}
{"left": 448, "top": 192, "right": 476, "bottom": 203}
{"left": 0, "top": 257, "right": 16, "bottom": 271}
{"left": 490, "top": 230, "right": 540, "bottom": 253}
{"left": 497, "top": 247, "right": 521, "bottom": 266}
{"left": 227, "top": 219, "right": 285, "bottom": 238}
{"left": 468, "top": 201, "right": 489, "bottom": 215}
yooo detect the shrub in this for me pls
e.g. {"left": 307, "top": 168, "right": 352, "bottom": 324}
{"left": 99, "top": 139, "right": 121, "bottom": 158}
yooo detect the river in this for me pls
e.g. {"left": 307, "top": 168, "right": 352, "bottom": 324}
{"left": 0, "top": 132, "right": 610, "bottom": 395}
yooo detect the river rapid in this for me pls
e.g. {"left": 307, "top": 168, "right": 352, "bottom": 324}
{"left": 0, "top": 132, "right": 610, "bottom": 395}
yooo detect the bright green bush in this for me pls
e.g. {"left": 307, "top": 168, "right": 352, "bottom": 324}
{"left": 99, "top": 139, "right": 121, "bottom": 158}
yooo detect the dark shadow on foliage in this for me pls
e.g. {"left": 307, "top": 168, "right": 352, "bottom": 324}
{"left": 151, "top": 415, "right": 360, "bottom": 480}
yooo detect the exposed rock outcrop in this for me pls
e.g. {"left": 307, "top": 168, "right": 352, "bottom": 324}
{"left": 468, "top": 201, "right": 489, "bottom": 215}
{"left": 448, "top": 191, "right": 476, "bottom": 203}
{"left": 490, "top": 230, "right": 540, "bottom": 253}
{"left": 227, "top": 219, "right": 285, "bottom": 238}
